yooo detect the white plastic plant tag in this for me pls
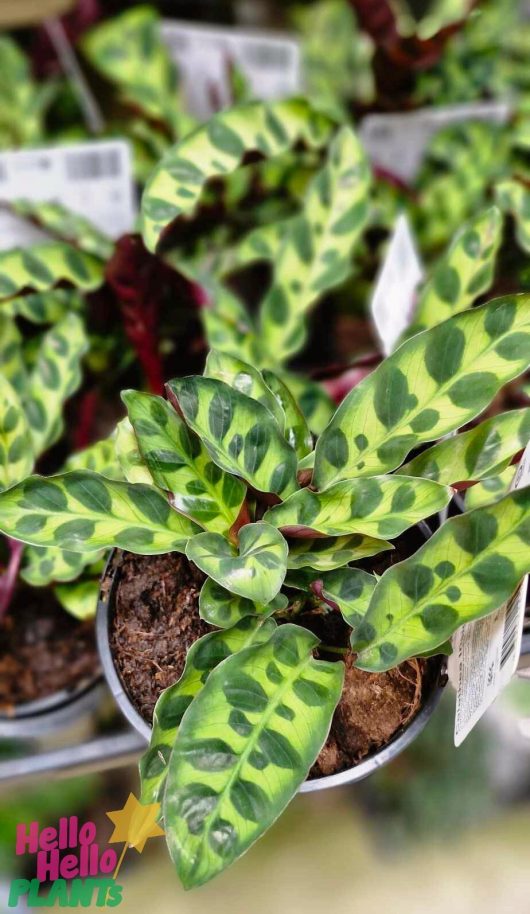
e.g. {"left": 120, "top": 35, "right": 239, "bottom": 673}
{"left": 0, "top": 140, "right": 135, "bottom": 250}
{"left": 360, "top": 101, "right": 511, "bottom": 183}
{"left": 370, "top": 213, "right": 424, "bottom": 355}
{"left": 450, "top": 442, "right": 530, "bottom": 747}
{"left": 161, "top": 20, "right": 301, "bottom": 119}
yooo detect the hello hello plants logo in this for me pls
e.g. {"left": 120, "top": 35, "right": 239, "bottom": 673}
{"left": 8, "top": 794, "right": 164, "bottom": 908}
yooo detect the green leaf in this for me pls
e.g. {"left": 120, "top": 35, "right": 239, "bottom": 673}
{"left": 114, "top": 418, "right": 155, "bottom": 485}
{"left": 141, "top": 98, "right": 334, "bottom": 252}
{"left": 0, "top": 315, "right": 26, "bottom": 394}
{"left": 163, "top": 624, "right": 344, "bottom": 888}
{"left": 204, "top": 351, "right": 284, "bottom": 427}
{"left": 0, "top": 375, "right": 33, "bottom": 492}
{"left": 21, "top": 544, "right": 104, "bottom": 587}
{"left": 167, "top": 377, "right": 299, "bottom": 498}
{"left": 317, "top": 568, "right": 377, "bottom": 630}
{"left": 10, "top": 200, "right": 113, "bottom": 260}
{"left": 465, "top": 466, "right": 514, "bottom": 510}
{"left": 262, "top": 370, "right": 313, "bottom": 459}
{"left": 259, "top": 126, "right": 371, "bottom": 365}
{"left": 0, "top": 243, "right": 103, "bottom": 300}
{"left": 140, "top": 616, "right": 278, "bottom": 806}
{"left": 186, "top": 523, "right": 288, "bottom": 605}
{"left": 400, "top": 409, "right": 530, "bottom": 485}
{"left": 53, "top": 580, "right": 100, "bottom": 620}
{"left": 314, "top": 296, "right": 530, "bottom": 488}
{"left": 200, "top": 282, "right": 258, "bottom": 366}
{"left": 496, "top": 180, "right": 530, "bottom": 253}
{"left": 0, "top": 471, "right": 199, "bottom": 554}
{"left": 24, "top": 313, "right": 89, "bottom": 457}
{"left": 408, "top": 207, "right": 502, "bottom": 335}
{"left": 64, "top": 436, "right": 123, "bottom": 480}
{"left": 199, "top": 579, "right": 288, "bottom": 629}
{"left": 353, "top": 488, "right": 530, "bottom": 672}
{"left": 286, "top": 534, "right": 392, "bottom": 571}
{"left": 265, "top": 476, "right": 451, "bottom": 539}
{"left": 282, "top": 374, "right": 334, "bottom": 436}
{"left": 123, "top": 390, "right": 246, "bottom": 535}
{"left": 1, "top": 289, "right": 84, "bottom": 325}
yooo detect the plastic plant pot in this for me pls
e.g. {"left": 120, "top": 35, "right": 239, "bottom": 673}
{"left": 0, "top": 675, "right": 105, "bottom": 740}
{"left": 96, "top": 544, "right": 448, "bottom": 792}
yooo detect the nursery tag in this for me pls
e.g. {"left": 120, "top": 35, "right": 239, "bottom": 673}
{"left": 161, "top": 20, "right": 301, "bottom": 119}
{"left": 370, "top": 214, "right": 424, "bottom": 355}
{"left": 360, "top": 102, "right": 511, "bottom": 183}
{"left": 450, "top": 442, "right": 530, "bottom": 747}
{"left": 0, "top": 140, "right": 135, "bottom": 250}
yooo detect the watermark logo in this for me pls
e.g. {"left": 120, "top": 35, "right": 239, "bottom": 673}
{"left": 9, "top": 794, "right": 164, "bottom": 908}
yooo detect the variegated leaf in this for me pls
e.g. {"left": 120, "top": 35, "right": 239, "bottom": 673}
{"left": 54, "top": 579, "right": 100, "bottom": 620}
{"left": 199, "top": 579, "right": 288, "bottom": 629}
{"left": 204, "top": 351, "right": 284, "bottom": 427}
{"left": 262, "top": 370, "right": 313, "bottom": 459}
{"left": 287, "top": 534, "right": 392, "bottom": 571}
{"left": 140, "top": 616, "right": 278, "bottom": 805}
{"left": 65, "top": 436, "right": 123, "bottom": 479}
{"left": 0, "top": 243, "right": 103, "bottom": 300}
{"left": 1, "top": 289, "right": 83, "bottom": 324}
{"left": 10, "top": 200, "right": 113, "bottom": 260}
{"left": 21, "top": 544, "right": 103, "bottom": 587}
{"left": 200, "top": 282, "right": 258, "bottom": 366}
{"left": 167, "top": 377, "right": 298, "bottom": 498}
{"left": 314, "top": 297, "right": 530, "bottom": 489}
{"left": 163, "top": 625, "right": 343, "bottom": 888}
{"left": 259, "top": 126, "right": 371, "bottom": 365}
{"left": 264, "top": 476, "right": 451, "bottom": 539}
{"left": 496, "top": 179, "right": 530, "bottom": 253}
{"left": 141, "top": 98, "right": 334, "bottom": 252}
{"left": 114, "top": 418, "right": 155, "bottom": 485}
{"left": 353, "top": 488, "right": 530, "bottom": 671}
{"left": 0, "top": 315, "right": 26, "bottom": 394}
{"left": 465, "top": 467, "right": 514, "bottom": 510}
{"left": 186, "top": 523, "right": 288, "bottom": 605}
{"left": 283, "top": 374, "right": 334, "bottom": 436}
{"left": 408, "top": 206, "right": 502, "bottom": 335}
{"left": 0, "top": 471, "right": 199, "bottom": 554}
{"left": 317, "top": 567, "right": 377, "bottom": 630}
{"left": 123, "top": 390, "right": 246, "bottom": 535}
{"left": 400, "top": 409, "right": 530, "bottom": 485}
{"left": 0, "top": 374, "right": 33, "bottom": 492}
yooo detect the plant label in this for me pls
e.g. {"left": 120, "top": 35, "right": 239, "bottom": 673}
{"left": 370, "top": 214, "right": 424, "bottom": 355}
{"left": 161, "top": 20, "right": 301, "bottom": 119}
{"left": 360, "top": 101, "right": 511, "bottom": 183}
{"left": 0, "top": 140, "right": 135, "bottom": 250}
{"left": 450, "top": 442, "right": 530, "bottom": 747}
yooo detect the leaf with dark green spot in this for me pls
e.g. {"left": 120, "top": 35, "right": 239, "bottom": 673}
{"left": 163, "top": 624, "right": 343, "bottom": 888}
{"left": 0, "top": 315, "right": 27, "bottom": 395}
{"left": 283, "top": 374, "right": 334, "bottom": 436}
{"left": 262, "top": 370, "right": 313, "bottom": 459}
{"left": 0, "top": 375, "right": 33, "bottom": 492}
{"left": 123, "top": 390, "right": 246, "bottom": 535}
{"left": 1, "top": 289, "right": 84, "bottom": 325}
{"left": 353, "top": 488, "right": 530, "bottom": 671}
{"left": 204, "top": 351, "right": 284, "bottom": 427}
{"left": 53, "top": 579, "right": 100, "bottom": 620}
{"left": 0, "top": 471, "right": 199, "bottom": 554}
{"left": 314, "top": 297, "right": 530, "bottom": 488}
{"left": 466, "top": 467, "right": 514, "bottom": 510}
{"left": 140, "top": 616, "right": 277, "bottom": 805}
{"left": 286, "top": 534, "right": 392, "bottom": 571}
{"left": 21, "top": 544, "right": 104, "bottom": 586}
{"left": 265, "top": 476, "right": 451, "bottom": 539}
{"left": 400, "top": 409, "right": 530, "bottom": 485}
{"left": 496, "top": 179, "right": 530, "bottom": 253}
{"left": 114, "top": 418, "right": 155, "bottom": 485}
{"left": 317, "top": 568, "right": 377, "bottom": 630}
{"left": 186, "top": 523, "right": 288, "bottom": 604}
{"left": 10, "top": 199, "right": 113, "bottom": 260}
{"left": 0, "top": 242, "right": 103, "bottom": 300}
{"left": 199, "top": 579, "right": 288, "bottom": 628}
{"left": 167, "top": 377, "right": 298, "bottom": 498}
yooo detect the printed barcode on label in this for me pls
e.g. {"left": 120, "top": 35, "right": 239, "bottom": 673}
{"left": 65, "top": 149, "right": 121, "bottom": 181}
{"left": 500, "top": 589, "right": 522, "bottom": 669}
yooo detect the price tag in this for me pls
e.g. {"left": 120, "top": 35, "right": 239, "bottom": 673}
{"left": 0, "top": 140, "right": 136, "bottom": 250}
{"left": 360, "top": 101, "right": 511, "bottom": 184}
{"left": 161, "top": 20, "right": 301, "bottom": 119}
{"left": 370, "top": 214, "right": 424, "bottom": 355}
{"left": 449, "top": 443, "right": 530, "bottom": 747}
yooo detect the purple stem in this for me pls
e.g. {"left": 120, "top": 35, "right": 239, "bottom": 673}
{"left": 0, "top": 538, "right": 24, "bottom": 619}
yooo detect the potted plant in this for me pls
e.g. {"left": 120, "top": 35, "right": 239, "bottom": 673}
{"left": 0, "top": 284, "right": 529, "bottom": 883}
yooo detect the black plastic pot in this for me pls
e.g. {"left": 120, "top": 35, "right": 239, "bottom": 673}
{"left": 97, "top": 546, "right": 447, "bottom": 790}
{"left": 0, "top": 675, "right": 105, "bottom": 739}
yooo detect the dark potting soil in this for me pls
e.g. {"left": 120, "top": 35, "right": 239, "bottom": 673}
{"left": 0, "top": 587, "right": 99, "bottom": 713}
{"left": 112, "top": 536, "right": 434, "bottom": 778}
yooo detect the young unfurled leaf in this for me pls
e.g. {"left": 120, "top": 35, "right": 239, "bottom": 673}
{"left": 186, "top": 523, "right": 288, "bottom": 605}
{"left": 400, "top": 409, "right": 530, "bottom": 485}
{"left": 167, "top": 377, "right": 298, "bottom": 498}
{"left": 200, "top": 282, "right": 258, "bottom": 366}
{"left": 199, "top": 579, "right": 288, "bottom": 629}
{"left": 408, "top": 206, "right": 502, "bottom": 335}
{"left": 10, "top": 200, "right": 114, "bottom": 260}
{"left": 262, "top": 370, "right": 313, "bottom": 459}
{"left": 0, "top": 243, "right": 103, "bottom": 300}
{"left": 54, "top": 579, "right": 100, "bottom": 620}
{"left": 314, "top": 297, "right": 530, "bottom": 489}
{"left": 24, "top": 313, "right": 89, "bottom": 457}
{"left": 465, "top": 467, "right": 514, "bottom": 510}
{"left": 286, "top": 534, "right": 392, "bottom": 571}
{"left": 496, "top": 179, "right": 530, "bottom": 253}
{"left": 123, "top": 391, "right": 246, "bottom": 535}
{"left": 1, "top": 289, "right": 83, "bottom": 325}
{"left": 353, "top": 488, "right": 530, "bottom": 672}
{"left": 115, "top": 419, "right": 156, "bottom": 486}
{"left": 265, "top": 476, "right": 451, "bottom": 539}
{"left": 163, "top": 625, "right": 344, "bottom": 888}
{"left": 0, "top": 375, "right": 33, "bottom": 492}
{"left": 141, "top": 98, "right": 334, "bottom": 252}
{"left": 204, "top": 351, "right": 284, "bottom": 427}
{"left": 259, "top": 126, "right": 371, "bottom": 365}
{"left": 140, "top": 617, "right": 278, "bottom": 806}
{"left": 0, "top": 471, "right": 199, "bottom": 554}
{"left": 21, "top": 544, "right": 104, "bottom": 587}
{"left": 317, "top": 568, "right": 377, "bottom": 630}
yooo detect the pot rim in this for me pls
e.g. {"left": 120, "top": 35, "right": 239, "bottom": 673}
{"left": 0, "top": 676, "right": 104, "bottom": 738}
{"left": 97, "top": 546, "right": 447, "bottom": 791}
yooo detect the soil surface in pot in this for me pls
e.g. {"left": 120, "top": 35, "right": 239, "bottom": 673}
{"left": 0, "top": 586, "right": 99, "bottom": 713}
{"left": 111, "top": 541, "right": 436, "bottom": 778}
